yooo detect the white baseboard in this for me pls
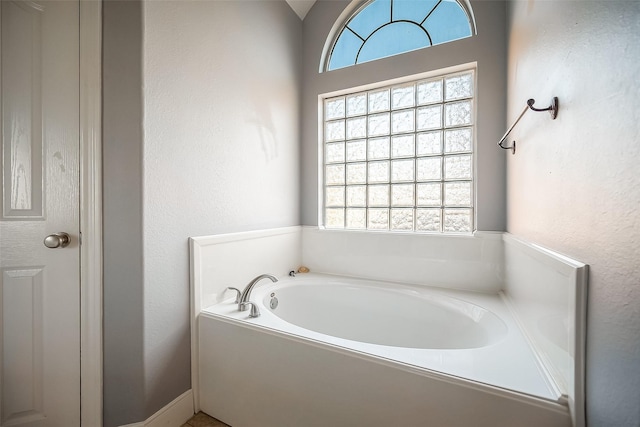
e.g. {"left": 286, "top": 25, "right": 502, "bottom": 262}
{"left": 119, "top": 389, "right": 194, "bottom": 427}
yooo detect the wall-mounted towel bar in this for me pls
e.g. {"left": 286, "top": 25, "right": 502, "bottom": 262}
{"left": 498, "top": 97, "right": 559, "bottom": 154}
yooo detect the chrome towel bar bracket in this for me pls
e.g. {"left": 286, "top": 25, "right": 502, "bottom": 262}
{"left": 498, "top": 97, "right": 559, "bottom": 154}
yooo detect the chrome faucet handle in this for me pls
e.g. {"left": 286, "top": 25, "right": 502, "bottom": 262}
{"left": 239, "top": 274, "right": 278, "bottom": 310}
{"left": 240, "top": 302, "right": 260, "bottom": 318}
{"left": 225, "top": 287, "right": 242, "bottom": 304}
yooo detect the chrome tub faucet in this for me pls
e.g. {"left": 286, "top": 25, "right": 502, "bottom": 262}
{"left": 237, "top": 274, "right": 278, "bottom": 315}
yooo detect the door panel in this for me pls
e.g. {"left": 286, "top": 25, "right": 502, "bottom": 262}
{"left": 1, "top": 0, "right": 43, "bottom": 219}
{"left": 0, "top": 1, "right": 80, "bottom": 426}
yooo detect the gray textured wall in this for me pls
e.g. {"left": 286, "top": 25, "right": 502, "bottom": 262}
{"left": 102, "top": 1, "right": 145, "bottom": 426}
{"left": 301, "top": 0, "right": 508, "bottom": 231}
{"left": 505, "top": 1, "right": 640, "bottom": 425}
{"left": 102, "top": 0, "right": 301, "bottom": 424}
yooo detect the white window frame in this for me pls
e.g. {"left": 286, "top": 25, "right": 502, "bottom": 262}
{"left": 320, "top": 0, "right": 477, "bottom": 72}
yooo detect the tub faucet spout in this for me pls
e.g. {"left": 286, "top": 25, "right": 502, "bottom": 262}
{"left": 239, "top": 274, "right": 278, "bottom": 311}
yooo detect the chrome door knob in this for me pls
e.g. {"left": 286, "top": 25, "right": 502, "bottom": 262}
{"left": 44, "top": 232, "right": 71, "bottom": 249}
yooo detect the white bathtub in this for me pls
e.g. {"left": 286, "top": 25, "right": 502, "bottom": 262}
{"left": 198, "top": 274, "right": 571, "bottom": 427}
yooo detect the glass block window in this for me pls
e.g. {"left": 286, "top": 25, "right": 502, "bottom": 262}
{"left": 326, "top": 0, "right": 473, "bottom": 71}
{"left": 322, "top": 69, "right": 474, "bottom": 233}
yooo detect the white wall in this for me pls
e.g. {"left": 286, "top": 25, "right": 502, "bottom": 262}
{"left": 505, "top": 2, "right": 640, "bottom": 426}
{"left": 301, "top": 0, "right": 507, "bottom": 231}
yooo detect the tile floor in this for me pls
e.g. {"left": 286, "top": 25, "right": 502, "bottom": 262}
{"left": 182, "top": 411, "right": 230, "bottom": 427}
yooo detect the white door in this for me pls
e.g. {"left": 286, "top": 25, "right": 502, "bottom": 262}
{"left": 0, "top": 1, "right": 80, "bottom": 426}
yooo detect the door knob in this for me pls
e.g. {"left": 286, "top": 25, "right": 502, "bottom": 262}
{"left": 44, "top": 232, "right": 71, "bottom": 249}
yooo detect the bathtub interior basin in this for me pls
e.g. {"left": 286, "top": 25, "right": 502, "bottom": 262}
{"left": 264, "top": 283, "right": 508, "bottom": 349}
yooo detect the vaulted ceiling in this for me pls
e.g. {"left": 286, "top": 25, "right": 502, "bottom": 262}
{"left": 285, "top": 0, "right": 317, "bottom": 20}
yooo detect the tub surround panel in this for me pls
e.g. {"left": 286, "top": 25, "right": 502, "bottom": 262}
{"left": 190, "top": 226, "right": 302, "bottom": 315}
{"left": 503, "top": 234, "right": 587, "bottom": 427}
{"left": 199, "top": 317, "right": 570, "bottom": 427}
{"left": 189, "top": 226, "right": 302, "bottom": 412}
{"left": 302, "top": 227, "right": 503, "bottom": 293}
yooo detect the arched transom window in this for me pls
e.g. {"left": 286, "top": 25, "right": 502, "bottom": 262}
{"left": 326, "top": 0, "right": 474, "bottom": 71}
